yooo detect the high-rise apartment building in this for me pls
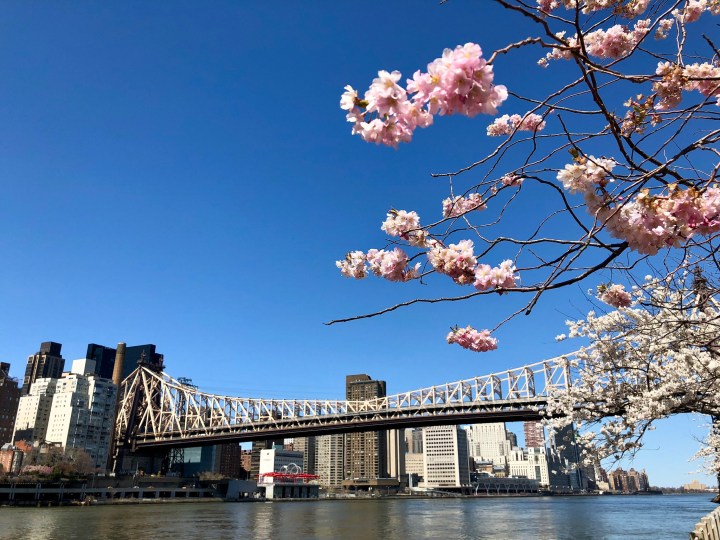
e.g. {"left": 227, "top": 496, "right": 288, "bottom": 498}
{"left": 315, "top": 433, "right": 344, "bottom": 488}
{"left": 405, "top": 427, "right": 423, "bottom": 454}
{"left": 13, "top": 378, "right": 58, "bottom": 442}
{"left": 344, "top": 374, "right": 387, "bottom": 482}
{"left": 293, "top": 436, "right": 317, "bottom": 475}
{"left": 608, "top": 467, "right": 649, "bottom": 493}
{"left": 0, "top": 363, "right": 20, "bottom": 445}
{"left": 45, "top": 363, "right": 117, "bottom": 470}
{"left": 217, "top": 443, "right": 243, "bottom": 478}
{"left": 524, "top": 421, "right": 545, "bottom": 448}
{"left": 467, "top": 423, "right": 512, "bottom": 468}
{"left": 22, "top": 342, "right": 65, "bottom": 395}
{"left": 508, "top": 446, "right": 551, "bottom": 487}
{"left": 549, "top": 423, "right": 586, "bottom": 490}
{"left": 422, "top": 425, "right": 470, "bottom": 488}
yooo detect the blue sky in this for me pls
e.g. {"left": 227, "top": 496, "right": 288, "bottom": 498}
{"left": 0, "top": 1, "right": 715, "bottom": 487}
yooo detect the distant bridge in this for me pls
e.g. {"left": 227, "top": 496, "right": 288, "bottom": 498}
{"left": 114, "top": 356, "right": 573, "bottom": 451}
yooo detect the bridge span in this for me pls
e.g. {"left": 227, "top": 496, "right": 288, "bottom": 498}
{"left": 114, "top": 356, "right": 572, "bottom": 451}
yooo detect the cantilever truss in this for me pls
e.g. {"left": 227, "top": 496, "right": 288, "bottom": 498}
{"left": 115, "top": 355, "right": 573, "bottom": 449}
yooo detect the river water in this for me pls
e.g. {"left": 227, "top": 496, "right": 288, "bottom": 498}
{"left": 0, "top": 494, "right": 714, "bottom": 539}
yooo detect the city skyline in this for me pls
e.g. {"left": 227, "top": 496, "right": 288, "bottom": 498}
{"left": 0, "top": 1, "right": 717, "bottom": 488}
{"left": 0, "top": 341, "right": 695, "bottom": 488}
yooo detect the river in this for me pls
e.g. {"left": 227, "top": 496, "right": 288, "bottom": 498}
{"left": 0, "top": 494, "right": 714, "bottom": 539}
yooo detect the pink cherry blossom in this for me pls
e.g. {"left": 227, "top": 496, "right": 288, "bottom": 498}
{"left": 592, "top": 187, "right": 720, "bottom": 255}
{"left": 442, "top": 194, "right": 486, "bottom": 218}
{"left": 446, "top": 325, "right": 498, "bottom": 352}
{"left": 500, "top": 173, "right": 523, "bottom": 187}
{"left": 557, "top": 156, "right": 616, "bottom": 194}
{"left": 366, "top": 248, "right": 420, "bottom": 282}
{"left": 474, "top": 259, "right": 519, "bottom": 291}
{"left": 336, "top": 251, "right": 368, "bottom": 279}
{"left": 380, "top": 209, "right": 430, "bottom": 246}
{"left": 427, "top": 239, "right": 477, "bottom": 285}
{"left": 684, "top": 62, "right": 720, "bottom": 101}
{"left": 487, "top": 113, "right": 546, "bottom": 136}
{"left": 342, "top": 43, "right": 507, "bottom": 147}
{"left": 597, "top": 283, "right": 633, "bottom": 308}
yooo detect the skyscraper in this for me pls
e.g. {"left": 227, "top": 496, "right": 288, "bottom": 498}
{"left": 405, "top": 427, "right": 423, "bottom": 454}
{"left": 315, "top": 433, "right": 344, "bottom": 488}
{"left": 22, "top": 342, "right": 65, "bottom": 395}
{"left": 120, "top": 344, "right": 164, "bottom": 380}
{"left": 86, "top": 343, "right": 117, "bottom": 380}
{"left": 83, "top": 343, "right": 165, "bottom": 382}
{"left": 467, "top": 422, "right": 512, "bottom": 467}
{"left": 0, "top": 363, "right": 20, "bottom": 444}
{"left": 422, "top": 425, "right": 470, "bottom": 488}
{"left": 524, "top": 421, "right": 545, "bottom": 448}
{"left": 549, "top": 423, "right": 586, "bottom": 490}
{"left": 293, "top": 436, "right": 317, "bottom": 475}
{"left": 344, "top": 374, "right": 387, "bottom": 482}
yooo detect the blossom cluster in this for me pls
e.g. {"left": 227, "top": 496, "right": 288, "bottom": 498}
{"left": 592, "top": 186, "right": 720, "bottom": 255}
{"left": 545, "top": 275, "right": 720, "bottom": 474}
{"left": 539, "top": 20, "right": 650, "bottom": 66}
{"left": 597, "top": 283, "right": 633, "bottom": 308}
{"left": 21, "top": 465, "right": 53, "bottom": 475}
{"left": 380, "top": 209, "right": 428, "bottom": 246}
{"left": 336, "top": 248, "right": 419, "bottom": 282}
{"left": 655, "top": 61, "right": 720, "bottom": 109}
{"left": 537, "top": 0, "right": 650, "bottom": 16}
{"left": 446, "top": 325, "right": 498, "bottom": 352}
{"left": 474, "top": 260, "right": 519, "bottom": 291}
{"left": 584, "top": 20, "right": 650, "bottom": 58}
{"left": 336, "top": 251, "right": 367, "bottom": 279}
{"left": 557, "top": 150, "right": 720, "bottom": 255}
{"left": 442, "top": 194, "right": 486, "bottom": 218}
{"left": 486, "top": 113, "right": 546, "bottom": 136}
{"left": 366, "top": 248, "right": 420, "bottom": 282}
{"left": 500, "top": 173, "right": 523, "bottom": 187}
{"left": 427, "top": 240, "right": 478, "bottom": 285}
{"left": 341, "top": 43, "right": 508, "bottom": 147}
{"left": 557, "top": 156, "right": 616, "bottom": 194}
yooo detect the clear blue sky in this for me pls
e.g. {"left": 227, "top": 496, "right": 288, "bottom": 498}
{"left": 0, "top": 1, "right": 714, "bottom": 487}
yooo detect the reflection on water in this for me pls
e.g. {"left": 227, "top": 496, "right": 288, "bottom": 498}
{"left": 0, "top": 494, "right": 714, "bottom": 540}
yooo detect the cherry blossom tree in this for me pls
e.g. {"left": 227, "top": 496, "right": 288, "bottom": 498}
{"left": 546, "top": 269, "right": 720, "bottom": 480}
{"left": 332, "top": 0, "right": 720, "bottom": 352}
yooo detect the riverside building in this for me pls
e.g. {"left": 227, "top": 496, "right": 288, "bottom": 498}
{"left": 44, "top": 359, "right": 117, "bottom": 470}
{"left": 467, "top": 422, "right": 512, "bottom": 470}
{"left": 22, "top": 342, "right": 65, "bottom": 396}
{"left": 344, "top": 374, "right": 387, "bottom": 485}
{"left": 13, "top": 378, "right": 58, "bottom": 443}
{"left": 0, "top": 363, "right": 20, "bottom": 445}
{"left": 315, "top": 433, "right": 344, "bottom": 488}
{"left": 421, "top": 425, "right": 470, "bottom": 488}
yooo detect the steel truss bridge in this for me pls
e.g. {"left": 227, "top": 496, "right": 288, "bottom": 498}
{"left": 114, "top": 356, "right": 572, "bottom": 451}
